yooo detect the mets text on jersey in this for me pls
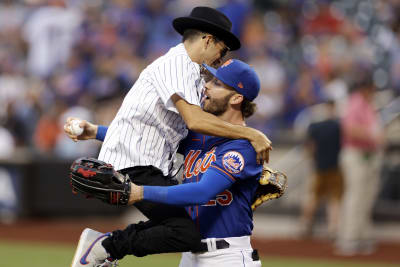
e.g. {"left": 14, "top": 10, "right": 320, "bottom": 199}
{"left": 183, "top": 147, "right": 216, "bottom": 179}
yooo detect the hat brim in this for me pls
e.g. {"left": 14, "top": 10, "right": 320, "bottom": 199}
{"left": 173, "top": 17, "right": 241, "bottom": 51}
{"left": 202, "top": 63, "right": 235, "bottom": 90}
{"left": 202, "top": 64, "right": 217, "bottom": 77}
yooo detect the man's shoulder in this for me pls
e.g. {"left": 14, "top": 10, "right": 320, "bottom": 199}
{"left": 213, "top": 138, "right": 261, "bottom": 177}
{"left": 149, "top": 43, "right": 192, "bottom": 68}
{"left": 215, "top": 138, "right": 254, "bottom": 153}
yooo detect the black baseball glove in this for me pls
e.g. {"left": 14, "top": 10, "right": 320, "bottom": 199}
{"left": 69, "top": 157, "right": 131, "bottom": 205}
{"left": 251, "top": 166, "right": 288, "bottom": 210}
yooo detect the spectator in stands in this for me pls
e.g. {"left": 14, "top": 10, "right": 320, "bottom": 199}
{"left": 33, "top": 100, "right": 66, "bottom": 154}
{"left": 23, "top": 0, "right": 82, "bottom": 78}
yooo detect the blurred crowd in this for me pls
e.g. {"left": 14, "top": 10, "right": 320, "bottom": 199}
{"left": 0, "top": 0, "right": 400, "bottom": 159}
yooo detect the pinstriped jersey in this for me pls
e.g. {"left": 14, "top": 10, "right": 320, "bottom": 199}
{"left": 179, "top": 131, "right": 262, "bottom": 238}
{"left": 98, "top": 43, "right": 204, "bottom": 174}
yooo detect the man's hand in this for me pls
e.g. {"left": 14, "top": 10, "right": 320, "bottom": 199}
{"left": 128, "top": 182, "right": 144, "bottom": 205}
{"left": 64, "top": 117, "right": 98, "bottom": 142}
{"left": 247, "top": 128, "right": 272, "bottom": 164}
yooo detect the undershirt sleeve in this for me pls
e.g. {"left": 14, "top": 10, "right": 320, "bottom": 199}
{"left": 143, "top": 168, "right": 234, "bottom": 206}
{"left": 95, "top": 125, "right": 108, "bottom": 141}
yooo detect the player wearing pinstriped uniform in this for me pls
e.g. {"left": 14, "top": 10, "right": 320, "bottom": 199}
{"left": 68, "top": 7, "right": 272, "bottom": 267}
{"left": 98, "top": 43, "right": 203, "bottom": 174}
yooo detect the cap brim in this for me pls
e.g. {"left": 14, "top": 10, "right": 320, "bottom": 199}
{"left": 202, "top": 63, "right": 217, "bottom": 77}
{"left": 202, "top": 63, "right": 235, "bottom": 90}
{"left": 173, "top": 17, "right": 241, "bottom": 51}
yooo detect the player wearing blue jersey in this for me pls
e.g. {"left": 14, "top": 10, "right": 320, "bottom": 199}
{"left": 128, "top": 59, "right": 263, "bottom": 266}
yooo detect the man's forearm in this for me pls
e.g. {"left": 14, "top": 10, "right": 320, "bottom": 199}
{"left": 173, "top": 95, "right": 251, "bottom": 139}
{"left": 172, "top": 94, "right": 271, "bottom": 163}
{"left": 188, "top": 105, "right": 249, "bottom": 138}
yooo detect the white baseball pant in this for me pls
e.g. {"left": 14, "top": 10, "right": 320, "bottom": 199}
{"left": 179, "top": 236, "right": 262, "bottom": 267}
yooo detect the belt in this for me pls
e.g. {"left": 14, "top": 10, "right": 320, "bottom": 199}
{"left": 192, "top": 240, "right": 230, "bottom": 253}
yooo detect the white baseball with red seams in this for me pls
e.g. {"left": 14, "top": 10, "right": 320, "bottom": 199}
{"left": 70, "top": 120, "right": 84, "bottom": 136}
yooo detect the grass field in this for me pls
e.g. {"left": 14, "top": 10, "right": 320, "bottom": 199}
{"left": 0, "top": 240, "right": 397, "bottom": 267}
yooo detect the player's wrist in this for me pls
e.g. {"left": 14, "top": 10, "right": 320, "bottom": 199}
{"left": 128, "top": 183, "right": 143, "bottom": 205}
{"left": 93, "top": 124, "right": 99, "bottom": 139}
{"left": 95, "top": 125, "right": 108, "bottom": 141}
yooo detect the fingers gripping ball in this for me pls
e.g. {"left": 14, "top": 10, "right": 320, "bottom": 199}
{"left": 251, "top": 166, "right": 288, "bottom": 210}
{"left": 70, "top": 120, "right": 84, "bottom": 136}
{"left": 69, "top": 157, "right": 131, "bottom": 205}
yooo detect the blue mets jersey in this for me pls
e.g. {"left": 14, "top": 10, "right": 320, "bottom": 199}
{"left": 178, "top": 130, "right": 262, "bottom": 239}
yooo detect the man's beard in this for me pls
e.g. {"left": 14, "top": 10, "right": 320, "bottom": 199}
{"left": 203, "top": 92, "right": 234, "bottom": 116}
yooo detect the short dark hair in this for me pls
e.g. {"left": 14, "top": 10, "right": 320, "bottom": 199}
{"left": 225, "top": 84, "right": 257, "bottom": 118}
{"left": 182, "top": 29, "right": 227, "bottom": 55}
{"left": 224, "top": 82, "right": 257, "bottom": 118}
{"left": 182, "top": 29, "right": 204, "bottom": 42}
{"left": 241, "top": 98, "right": 257, "bottom": 118}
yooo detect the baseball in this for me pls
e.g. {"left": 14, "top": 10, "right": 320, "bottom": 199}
{"left": 70, "top": 120, "right": 84, "bottom": 136}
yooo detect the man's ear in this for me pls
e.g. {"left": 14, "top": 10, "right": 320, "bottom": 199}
{"left": 203, "top": 35, "right": 212, "bottom": 49}
{"left": 230, "top": 94, "right": 244, "bottom": 105}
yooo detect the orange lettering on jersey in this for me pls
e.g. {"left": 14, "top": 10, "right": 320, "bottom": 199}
{"left": 216, "top": 190, "right": 233, "bottom": 206}
{"left": 200, "top": 148, "right": 217, "bottom": 172}
{"left": 193, "top": 159, "right": 202, "bottom": 176}
{"left": 204, "top": 199, "right": 216, "bottom": 206}
{"left": 203, "top": 190, "right": 233, "bottom": 206}
{"left": 184, "top": 150, "right": 201, "bottom": 179}
{"left": 184, "top": 148, "right": 216, "bottom": 179}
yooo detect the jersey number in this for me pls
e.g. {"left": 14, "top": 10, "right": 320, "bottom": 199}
{"left": 203, "top": 190, "right": 233, "bottom": 206}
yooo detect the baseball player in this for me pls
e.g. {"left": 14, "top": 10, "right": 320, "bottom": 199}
{"left": 70, "top": 59, "right": 264, "bottom": 266}
{"left": 66, "top": 7, "right": 271, "bottom": 267}
{"left": 133, "top": 59, "right": 263, "bottom": 266}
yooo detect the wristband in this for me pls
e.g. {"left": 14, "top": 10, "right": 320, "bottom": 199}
{"left": 96, "top": 125, "right": 108, "bottom": 141}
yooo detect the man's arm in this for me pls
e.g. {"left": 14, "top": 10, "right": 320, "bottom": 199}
{"left": 171, "top": 94, "right": 271, "bottom": 163}
{"left": 128, "top": 167, "right": 233, "bottom": 205}
{"left": 63, "top": 117, "right": 106, "bottom": 142}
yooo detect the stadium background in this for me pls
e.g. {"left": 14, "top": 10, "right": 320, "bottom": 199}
{"left": 0, "top": 0, "right": 399, "bottom": 266}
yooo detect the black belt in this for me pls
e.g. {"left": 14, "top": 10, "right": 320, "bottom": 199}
{"left": 192, "top": 240, "right": 230, "bottom": 253}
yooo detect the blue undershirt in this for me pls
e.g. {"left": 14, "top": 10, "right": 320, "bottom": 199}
{"left": 143, "top": 167, "right": 234, "bottom": 206}
{"left": 96, "top": 125, "right": 108, "bottom": 141}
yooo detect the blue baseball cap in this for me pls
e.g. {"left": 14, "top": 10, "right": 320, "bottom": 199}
{"left": 203, "top": 59, "right": 260, "bottom": 101}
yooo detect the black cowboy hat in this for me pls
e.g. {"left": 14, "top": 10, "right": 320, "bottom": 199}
{"left": 173, "top": 6, "right": 241, "bottom": 51}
